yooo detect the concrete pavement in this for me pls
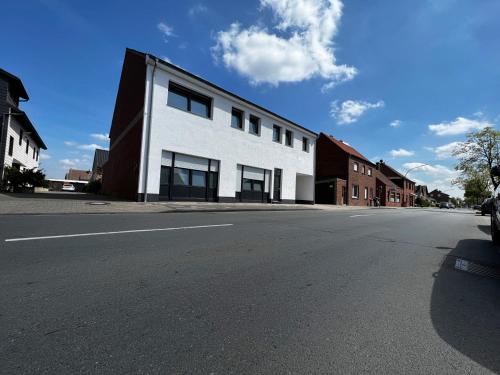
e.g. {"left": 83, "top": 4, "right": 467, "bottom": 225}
{"left": 1, "top": 208, "right": 499, "bottom": 374}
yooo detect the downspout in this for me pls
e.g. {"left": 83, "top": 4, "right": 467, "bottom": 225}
{"left": 142, "top": 57, "right": 157, "bottom": 202}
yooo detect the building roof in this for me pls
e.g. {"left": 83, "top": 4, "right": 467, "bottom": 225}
{"left": 10, "top": 107, "right": 47, "bottom": 149}
{"left": 65, "top": 169, "right": 91, "bottom": 181}
{"left": 321, "top": 133, "right": 373, "bottom": 164}
{"left": 429, "top": 189, "right": 450, "bottom": 197}
{"left": 0, "top": 68, "right": 29, "bottom": 100}
{"left": 126, "top": 48, "right": 317, "bottom": 137}
{"left": 378, "top": 160, "right": 415, "bottom": 184}
{"left": 92, "top": 148, "right": 109, "bottom": 171}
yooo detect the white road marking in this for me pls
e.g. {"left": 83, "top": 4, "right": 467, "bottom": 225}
{"left": 349, "top": 214, "right": 376, "bottom": 218}
{"left": 4, "top": 224, "right": 234, "bottom": 242}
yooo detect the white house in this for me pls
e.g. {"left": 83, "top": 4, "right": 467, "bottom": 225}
{"left": 103, "top": 49, "right": 316, "bottom": 203}
{"left": 0, "top": 69, "right": 47, "bottom": 180}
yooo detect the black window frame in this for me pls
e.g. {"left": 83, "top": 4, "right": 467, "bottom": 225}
{"left": 33, "top": 146, "right": 36, "bottom": 159}
{"left": 167, "top": 82, "right": 212, "bottom": 119}
{"left": 285, "top": 129, "right": 293, "bottom": 147}
{"left": 231, "top": 107, "right": 244, "bottom": 130}
{"left": 302, "top": 137, "right": 309, "bottom": 152}
{"left": 19, "top": 129, "right": 23, "bottom": 146}
{"left": 25, "top": 139, "right": 29, "bottom": 154}
{"left": 8, "top": 136, "right": 14, "bottom": 156}
{"left": 272, "top": 125, "right": 282, "bottom": 143}
{"left": 249, "top": 115, "right": 260, "bottom": 136}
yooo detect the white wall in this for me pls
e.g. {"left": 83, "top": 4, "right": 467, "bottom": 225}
{"left": 3, "top": 115, "right": 41, "bottom": 170}
{"left": 140, "top": 64, "right": 316, "bottom": 201}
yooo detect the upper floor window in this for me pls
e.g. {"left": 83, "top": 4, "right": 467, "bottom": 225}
{"left": 272, "top": 125, "right": 281, "bottom": 143}
{"left": 285, "top": 130, "right": 293, "bottom": 147}
{"left": 368, "top": 168, "right": 372, "bottom": 176}
{"left": 19, "top": 129, "right": 23, "bottom": 146}
{"left": 8, "top": 136, "right": 14, "bottom": 156}
{"left": 231, "top": 108, "right": 244, "bottom": 130}
{"left": 167, "top": 82, "right": 211, "bottom": 118}
{"left": 25, "top": 139, "right": 29, "bottom": 154}
{"left": 249, "top": 115, "right": 260, "bottom": 135}
{"left": 36, "top": 150, "right": 39, "bottom": 161}
{"left": 33, "top": 147, "right": 36, "bottom": 159}
{"left": 302, "top": 137, "right": 309, "bottom": 152}
{"left": 361, "top": 165, "right": 366, "bottom": 174}
{"left": 353, "top": 162, "right": 359, "bottom": 172}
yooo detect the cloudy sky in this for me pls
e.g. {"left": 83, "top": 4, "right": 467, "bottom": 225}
{"left": 2, "top": 0, "right": 499, "bottom": 196}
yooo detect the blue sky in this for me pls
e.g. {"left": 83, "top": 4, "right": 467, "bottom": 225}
{"left": 2, "top": 0, "right": 500, "bottom": 196}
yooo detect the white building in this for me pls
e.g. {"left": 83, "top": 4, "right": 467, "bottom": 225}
{"left": 0, "top": 69, "right": 47, "bottom": 179}
{"left": 103, "top": 49, "right": 316, "bottom": 203}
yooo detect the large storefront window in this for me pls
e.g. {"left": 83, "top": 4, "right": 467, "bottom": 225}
{"left": 237, "top": 165, "right": 271, "bottom": 202}
{"left": 159, "top": 151, "right": 218, "bottom": 201}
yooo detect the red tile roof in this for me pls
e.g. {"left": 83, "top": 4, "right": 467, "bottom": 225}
{"left": 324, "top": 134, "right": 372, "bottom": 163}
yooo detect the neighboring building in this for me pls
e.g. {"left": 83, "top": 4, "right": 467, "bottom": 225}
{"left": 91, "top": 148, "right": 109, "bottom": 181}
{"left": 103, "top": 49, "right": 316, "bottom": 203}
{"left": 415, "top": 185, "right": 429, "bottom": 200}
{"left": 0, "top": 68, "right": 47, "bottom": 182}
{"left": 376, "top": 160, "right": 416, "bottom": 207}
{"left": 375, "top": 168, "right": 404, "bottom": 207}
{"left": 65, "top": 169, "right": 91, "bottom": 181}
{"left": 315, "top": 133, "right": 376, "bottom": 206}
{"left": 429, "top": 189, "right": 450, "bottom": 203}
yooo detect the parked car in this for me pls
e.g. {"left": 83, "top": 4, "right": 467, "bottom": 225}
{"left": 490, "top": 166, "right": 500, "bottom": 244}
{"left": 449, "top": 203, "right": 456, "bottom": 209}
{"left": 473, "top": 204, "right": 481, "bottom": 210}
{"left": 481, "top": 198, "right": 493, "bottom": 216}
{"left": 62, "top": 183, "right": 76, "bottom": 192}
{"left": 439, "top": 202, "right": 450, "bottom": 209}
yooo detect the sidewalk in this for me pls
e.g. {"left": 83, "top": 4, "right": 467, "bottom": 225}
{"left": 0, "top": 192, "right": 399, "bottom": 215}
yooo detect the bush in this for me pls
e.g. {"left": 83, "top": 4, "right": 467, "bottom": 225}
{"left": 2, "top": 165, "right": 47, "bottom": 190}
{"left": 84, "top": 180, "right": 102, "bottom": 194}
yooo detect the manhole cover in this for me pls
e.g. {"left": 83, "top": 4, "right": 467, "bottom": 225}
{"left": 87, "top": 202, "right": 110, "bottom": 206}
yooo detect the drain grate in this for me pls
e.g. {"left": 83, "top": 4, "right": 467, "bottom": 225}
{"left": 452, "top": 257, "right": 500, "bottom": 280}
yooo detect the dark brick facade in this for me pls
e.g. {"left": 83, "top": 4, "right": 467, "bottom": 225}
{"left": 376, "top": 161, "right": 416, "bottom": 207}
{"left": 315, "top": 133, "right": 376, "bottom": 206}
{"left": 102, "top": 49, "right": 147, "bottom": 201}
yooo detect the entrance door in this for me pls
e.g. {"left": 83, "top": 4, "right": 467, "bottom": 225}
{"left": 273, "top": 168, "right": 282, "bottom": 201}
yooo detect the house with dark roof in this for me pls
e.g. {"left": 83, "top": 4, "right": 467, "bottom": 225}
{"left": 103, "top": 48, "right": 316, "bottom": 203}
{"left": 376, "top": 160, "right": 416, "bottom": 207}
{"left": 65, "top": 169, "right": 91, "bottom": 181}
{"left": 91, "top": 148, "right": 109, "bottom": 181}
{"left": 429, "top": 189, "right": 450, "bottom": 203}
{"left": 315, "top": 133, "right": 377, "bottom": 206}
{"left": 0, "top": 68, "right": 47, "bottom": 183}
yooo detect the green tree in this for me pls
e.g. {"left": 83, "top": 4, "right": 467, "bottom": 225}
{"left": 453, "top": 127, "right": 500, "bottom": 189}
{"left": 459, "top": 170, "right": 492, "bottom": 205}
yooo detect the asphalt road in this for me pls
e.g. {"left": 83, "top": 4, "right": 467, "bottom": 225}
{"left": 1, "top": 208, "right": 500, "bottom": 374}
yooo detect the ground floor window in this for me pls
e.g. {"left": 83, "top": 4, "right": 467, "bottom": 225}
{"left": 390, "top": 191, "right": 396, "bottom": 202}
{"left": 352, "top": 185, "right": 359, "bottom": 199}
{"left": 396, "top": 193, "right": 401, "bottom": 203}
{"left": 159, "top": 151, "right": 219, "bottom": 201}
{"left": 364, "top": 187, "right": 368, "bottom": 200}
{"left": 238, "top": 165, "right": 271, "bottom": 202}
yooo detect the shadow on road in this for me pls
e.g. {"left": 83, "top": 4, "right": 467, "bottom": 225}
{"left": 431, "top": 239, "right": 500, "bottom": 373}
{"left": 477, "top": 224, "right": 491, "bottom": 235}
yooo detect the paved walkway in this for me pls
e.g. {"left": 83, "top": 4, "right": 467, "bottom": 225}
{"left": 0, "top": 192, "right": 392, "bottom": 215}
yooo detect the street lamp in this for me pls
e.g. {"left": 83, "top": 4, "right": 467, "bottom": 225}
{"left": 402, "top": 163, "right": 430, "bottom": 207}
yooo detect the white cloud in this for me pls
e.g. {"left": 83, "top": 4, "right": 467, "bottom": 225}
{"left": 390, "top": 120, "right": 402, "bottom": 128}
{"left": 90, "top": 133, "right": 109, "bottom": 141}
{"left": 64, "top": 141, "right": 76, "bottom": 146}
{"left": 188, "top": 4, "right": 208, "bottom": 16}
{"left": 39, "top": 153, "right": 51, "bottom": 160}
{"left": 390, "top": 148, "right": 414, "bottom": 157}
{"left": 402, "top": 162, "right": 458, "bottom": 178}
{"left": 77, "top": 143, "right": 107, "bottom": 151}
{"left": 428, "top": 117, "right": 491, "bottom": 136}
{"left": 59, "top": 158, "right": 80, "bottom": 168}
{"left": 212, "top": 0, "right": 357, "bottom": 89}
{"left": 330, "top": 100, "right": 384, "bottom": 125}
{"left": 429, "top": 141, "right": 464, "bottom": 160}
{"left": 157, "top": 22, "right": 175, "bottom": 41}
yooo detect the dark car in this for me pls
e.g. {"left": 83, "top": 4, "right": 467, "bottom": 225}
{"left": 439, "top": 202, "right": 450, "bottom": 209}
{"left": 473, "top": 204, "right": 481, "bottom": 210}
{"left": 481, "top": 198, "right": 493, "bottom": 216}
{"left": 490, "top": 166, "right": 500, "bottom": 244}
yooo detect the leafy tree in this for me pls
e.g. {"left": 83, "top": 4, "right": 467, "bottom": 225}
{"left": 453, "top": 127, "right": 500, "bottom": 189}
{"left": 459, "top": 169, "right": 492, "bottom": 205}
{"left": 2, "top": 166, "right": 47, "bottom": 189}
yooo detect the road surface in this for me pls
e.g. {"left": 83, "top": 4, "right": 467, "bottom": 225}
{"left": 1, "top": 208, "right": 499, "bottom": 374}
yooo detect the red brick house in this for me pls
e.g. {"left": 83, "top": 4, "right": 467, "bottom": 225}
{"left": 376, "top": 160, "right": 416, "bottom": 207}
{"left": 375, "top": 168, "right": 404, "bottom": 207}
{"left": 315, "top": 133, "right": 377, "bottom": 206}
